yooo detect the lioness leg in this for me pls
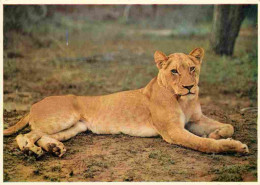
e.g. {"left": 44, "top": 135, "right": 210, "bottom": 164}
{"left": 164, "top": 127, "right": 248, "bottom": 154}
{"left": 50, "top": 121, "right": 88, "bottom": 141}
{"left": 37, "top": 135, "right": 66, "bottom": 157}
{"left": 16, "top": 130, "right": 44, "bottom": 157}
{"left": 37, "top": 121, "right": 87, "bottom": 157}
{"left": 185, "top": 115, "right": 234, "bottom": 139}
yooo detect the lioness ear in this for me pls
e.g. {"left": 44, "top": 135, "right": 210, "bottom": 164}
{"left": 189, "top": 48, "right": 204, "bottom": 62}
{"left": 154, "top": 51, "right": 168, "bottom": 69}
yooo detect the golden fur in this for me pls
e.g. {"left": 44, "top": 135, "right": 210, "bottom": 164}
{"left": 4, "top": 48, "right": 249, "bottom": 157}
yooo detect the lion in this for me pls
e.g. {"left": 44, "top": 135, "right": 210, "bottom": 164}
{"left": 4, "top": 48, "right": 249, "bottom": 157}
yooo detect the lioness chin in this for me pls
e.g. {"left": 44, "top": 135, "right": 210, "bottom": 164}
{"left": 4, "top": 47, "right": 249, "bottom": 157}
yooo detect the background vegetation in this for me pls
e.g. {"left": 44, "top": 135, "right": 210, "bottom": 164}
{"left": 4, "top": 5, "right": 257, "bottom": 102}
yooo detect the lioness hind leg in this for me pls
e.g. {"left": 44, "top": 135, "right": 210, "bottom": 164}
{"left": 16, "top": 131, "right": 44, "bottom": 157}
{"left": 37, "top": 121, "right": 87, "bottom": 157}
{"left": 37, "top": 135, "right": 66, "bottom": 157}
{"left": 50, "top": 121, "right": 88, "bottom": 141}
{"left": 186, "top": 115, "right": 234, "bottom": 139}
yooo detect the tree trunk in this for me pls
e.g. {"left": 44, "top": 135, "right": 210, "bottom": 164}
{"left": 210, "top": 5, "right": 248, "bottom": 56}
{"left": 123, "top": 5, "right": 132, "bottom": 23}
{"left": 152, "top": 5, "right": 158, "bottom": 20}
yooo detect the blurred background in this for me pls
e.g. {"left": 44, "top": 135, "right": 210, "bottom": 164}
{"left": 3, "top": 5, "right": 257, "bottom": 106}
{"left": 3, "top": 5, "right": 258, "bottom": 182}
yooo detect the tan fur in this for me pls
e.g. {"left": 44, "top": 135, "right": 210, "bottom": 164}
{"left": 4, "top": 48, "right": 249, "bottom": 157}
{"left": 4, "top": 114, "right": 29, "bottom": 136}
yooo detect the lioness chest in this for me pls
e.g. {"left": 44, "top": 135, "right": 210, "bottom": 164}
{"left": 177, "top": 95, "right": 199, "bottom": 123}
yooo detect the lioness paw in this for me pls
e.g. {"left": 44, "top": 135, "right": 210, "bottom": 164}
{"left": 208, "top": 124, "right": 234, "bottom": 139}
{"left": 23, "top": 146, "right": 44, "bottom": 158}
{"left": 238, "top": 144, "right": 249, "bottom": 154}
{"left": 47, "top": 143, "right": 66, "bottom": 157}
{"left": 219, "top": 139, "right": 249, "bottom": 154}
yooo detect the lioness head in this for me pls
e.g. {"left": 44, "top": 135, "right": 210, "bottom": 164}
{"left": 154, "top": 48, "right": 204, "bottom": 97}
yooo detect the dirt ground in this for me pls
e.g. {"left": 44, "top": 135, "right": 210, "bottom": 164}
{"left": 3, "top": 19, "right": 257, "bottom": 182}
{"left": 3, "top": 95, "right": 257, "bottom": 182}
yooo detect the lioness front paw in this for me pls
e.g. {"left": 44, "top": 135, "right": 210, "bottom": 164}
{"left": 219, "top": 139, "right": 249, "bottom": 154}
{"left": 237, "top": 144, "right": 249, "bottom": 154}
{"left": 208, "top": 124, "right": 234, "bottom": 139}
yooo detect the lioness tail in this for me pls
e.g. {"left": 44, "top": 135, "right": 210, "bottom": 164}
{"left": 3, "top": 114, "right": 30, "bottom": 136}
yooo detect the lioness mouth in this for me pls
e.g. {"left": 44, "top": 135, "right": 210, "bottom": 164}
{"left": 182, "top": 92, "right": 195, "bottom": 96}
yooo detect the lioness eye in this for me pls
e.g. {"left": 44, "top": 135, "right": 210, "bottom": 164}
{"left": 190, "top": 67, "right": 195, "bottom": 72}
{"left": 171, "top": 69, "right": 178, "bottom": 74}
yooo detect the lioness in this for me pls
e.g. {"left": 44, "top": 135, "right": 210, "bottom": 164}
{"left": 4, "top": 48, "right": 249, "bottom": 157}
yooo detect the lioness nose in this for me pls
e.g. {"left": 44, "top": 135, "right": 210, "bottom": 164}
{"left": 183, "top": 85, "right": 194, "bottom": 90}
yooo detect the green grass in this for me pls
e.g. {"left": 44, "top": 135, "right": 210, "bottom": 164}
{"left": 148, "top": 150, "right": 175, "bottom": 165}
{"left": 200, "top": 49, "right": 257, "bottom": 101}
{"left": 212, "top": 164, "right": 257, "bottom": 181}
{"left": 83, "top": 160, "right": 109, "bottom": 179}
